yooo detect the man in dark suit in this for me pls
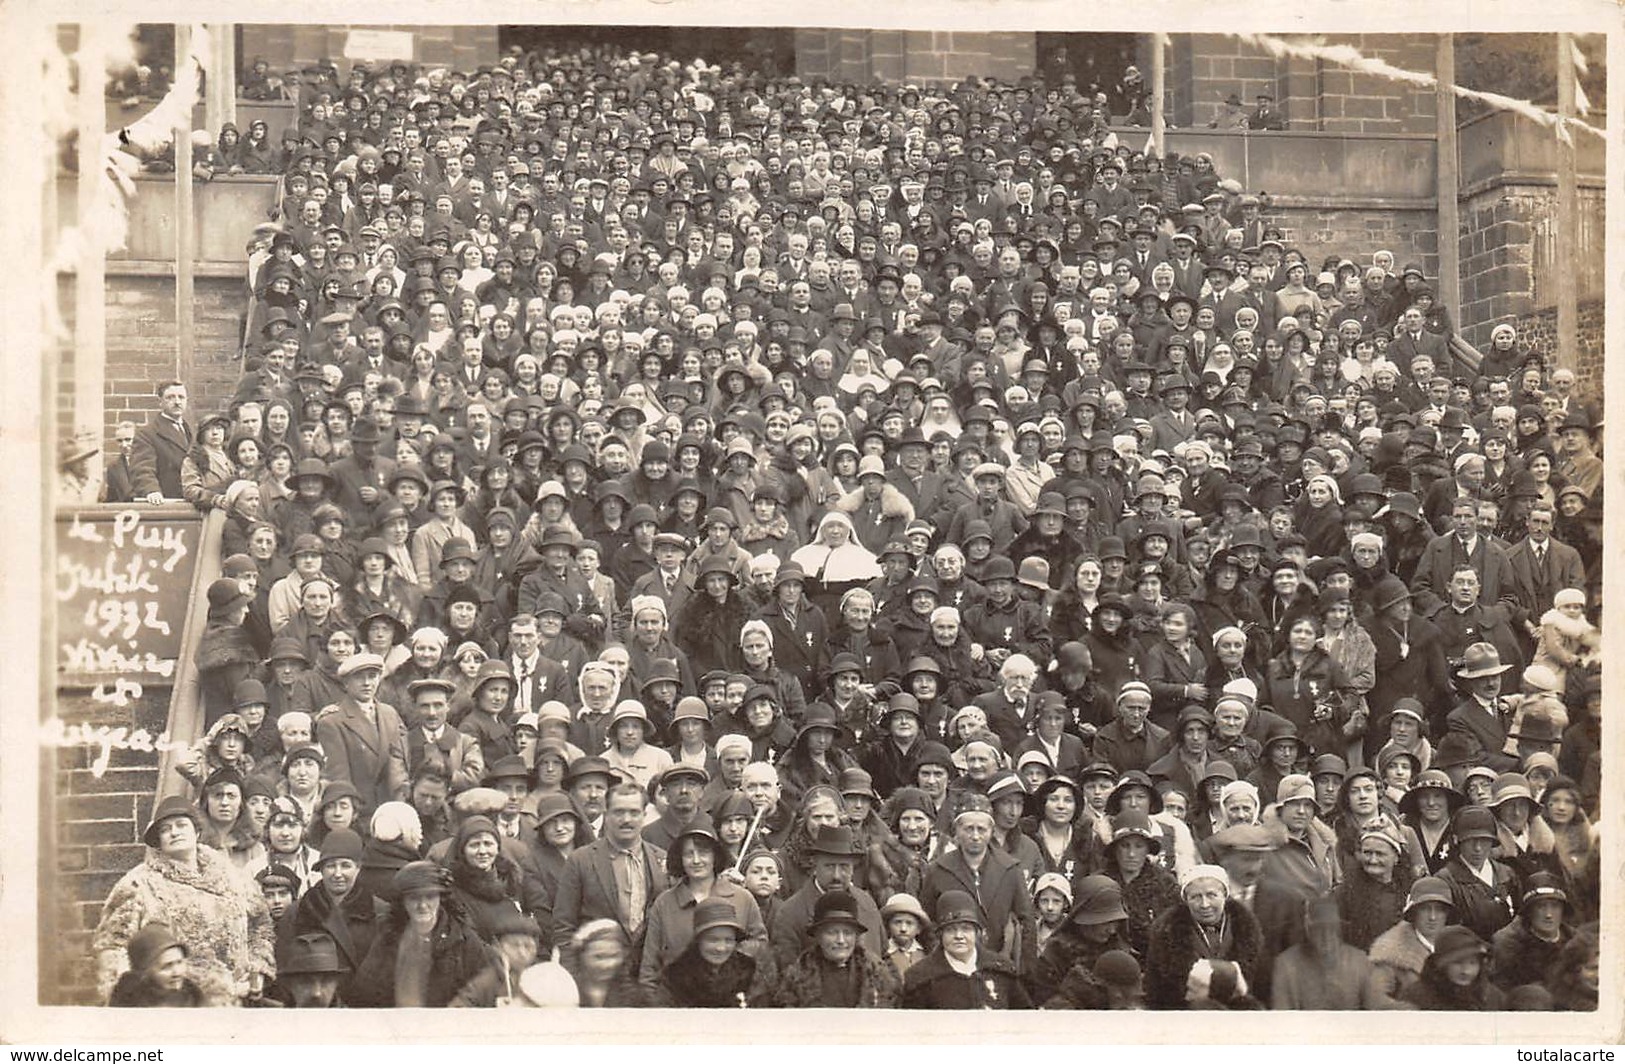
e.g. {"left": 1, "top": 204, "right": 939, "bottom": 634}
{"left": 1124, "top": 225, "right": 1167, "bottom": 288}
{"left": 129, "top": 380, "right": 192, "bottom": 503}
{"left": 313, "top": 653, "right": 411, "bottom": 812}
{"left": 1428, "top": 566, "right": 1524, "bottom": 702}
{"left": 551, "top": 782, "right": 670, "bottom": 963}
{"left": 100, "top": 420, "right": 138, "bottom": 503}
{"left": 770, "top": 825, "right": 885, "bottom": 970}
{"left": 1166, "top": 234, "right": 1206, "bottom": 298}
{"left": 1388, "top": 304, "right": 1451, "bottom": 376}
{"left": 404, "top": 676, "right": 484, "bottom": 793}
{"left": 326, "top": 417, "right": 395, "bottom": 521}
{"left": 455, "top": 401, "right": 503, "bottom": 472}
{"left": 1411, "top": 498, "right": 1519, "bottom": 617}
{"left": 885, "top": 429, "right": 949, "bottom": 526}
{"left": 1444, "top": 643, "right": 1521, "bottom": 773}
{"left": 1505, "top": 505, "right": 1586, "bottom": 642}
{"left": 506, "top": 613, "right": 570, "bottom": 716}
{"left": 964, "top": 171, "right": 1004, "bottom": 227}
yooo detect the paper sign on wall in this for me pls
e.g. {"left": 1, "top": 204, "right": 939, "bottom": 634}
{"left": 344, "top": 29, "right": 415, "bottom": 62}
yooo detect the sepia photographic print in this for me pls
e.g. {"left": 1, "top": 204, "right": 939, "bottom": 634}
{"left": 1, "top": 1, "right": 1618, "bottom": 1046}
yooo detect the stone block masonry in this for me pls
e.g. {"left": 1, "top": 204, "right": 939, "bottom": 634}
{"left": 795, "top": 30, "right": 1034, "bottom": 83}
{"left": 1456, "top": 181, "right": 1606, "bottom": 370}
{"left": 1510, "top": 301, "right": 1606, "bottom": 395}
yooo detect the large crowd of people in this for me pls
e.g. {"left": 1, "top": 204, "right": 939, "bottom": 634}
{"left": 82, "top": 40, "right": 1604, "bottom": 1012}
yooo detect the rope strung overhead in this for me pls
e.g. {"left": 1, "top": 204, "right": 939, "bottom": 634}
{"left": 1232, "top": 33, "right": 1604, "bottom": 144}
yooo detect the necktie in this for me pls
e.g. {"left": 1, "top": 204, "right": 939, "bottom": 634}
{"left": 622, "top": 847, "right": 647, "bottom": 933}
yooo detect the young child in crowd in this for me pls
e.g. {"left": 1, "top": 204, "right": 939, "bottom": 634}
{"left": 1531, "top": 588, "right": 1599, "bottom": 691}
{"left": 1383, "top": 700, "right": 1433, "bottom": 772}
{"left": 1376, "top": 743, "right": 1420, "bottom": 807}
{"left": 1032, "top": 872, "right": 1073, "bottom": 956}
{"left": 880, "top": 892, "right": 930, "bottom": 978}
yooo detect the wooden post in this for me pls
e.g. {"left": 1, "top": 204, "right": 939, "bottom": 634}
{"left": 1150, "top": 33, "right": 1166, "bottom": 158}
{"left": 1555, "top": 33, "right": 1578, "bottom": 371}
{"left": 204, "top": 23, "right": 235, "bottom": 134}
{"left": 1434, "top": 35, "right": 1462, "bottom": 329}
{"left": 76, "top": 24, "right": 108, "bottom": 489}
{"left": 174, "top": 24, "right": 195, "bottom": 380}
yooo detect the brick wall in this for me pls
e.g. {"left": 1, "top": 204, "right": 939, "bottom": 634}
{"left": 795, "top": 29, "right": 1034, "bottom": 83}
{"left": 1265, "top": 203, "right": 1440, "bottom": 281}
{"left": 239, "top": 25, "right": 499, "bottom": 74}
{"left": 1173, "top": 34, "right": 1436, "bottom": 134}
{"left": 55, "top": 275, "right": 244, "bottom": 450}
{"left": 45, "top": 686, "right": 172, "bottom": 1005}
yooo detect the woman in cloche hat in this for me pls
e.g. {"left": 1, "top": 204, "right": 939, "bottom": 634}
{"left": 900, "top": 889, "right": 1033, "bottom": 1008}
{"left": 346, "top": 860, "right": 492, "bottom": 1007}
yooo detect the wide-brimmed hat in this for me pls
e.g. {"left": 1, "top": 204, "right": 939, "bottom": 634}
{"left": 1106, "top": 809, "right": 1163, "bottom": 854}
{"left": 1105, "top": 770, "right": 1163, "bottom": 814}
{"left": 804, "top": 823, "right": 861, "bottom": 857}
{"left": 667, "top": 696, "right": 711, "bottom": 738}
{"left": 934, "top": 889, "right": 984, "bottom": 929}
{"left": 1402, "top": 875, "right": 1456, "bottom": 916}
{"left": 284, "top": 457, "right": 336, "bottom": 490}
{"left": 794, "top": 701, "right": 846, "bottom": 743}
{"left": 1398, "top": 770, "right": 1466, "bottom": 817}
{"left": 483, "top": 754, "right": 531, "bottom": 785}
{"left": 563, "top": 756, "right": 617, "bottom": 786}
{"left": 1432, "top": 925, "right": 1488, "bottom": 964}
{"left": 609, "top": 700, "right": 651, "bottom": 731}
{"left": 692, "top": 896, "right": 748, "bottom": 938}
{"left": 141, "top": 795, "right": 201, "bottom": 848}
{"left": 880, "top": 892, "right": 931, "bottom": 925}
{"left": 1451, "top": 804, "right": 1499, "bottom": 841}
{"left": 1488, "top": 772, "right": 1536, "bottom": 807}
{"left": 1456, "top": 642, "right": 1512, "bottom": 678}
{"left": 280, "top": 932, "right": 347, "bottom": 975}
{"left": 809, "top": 890, "right": 869, "bottom": 933}
{"left": 1068, "top": 874, "right": 1129, "bottom": 926}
